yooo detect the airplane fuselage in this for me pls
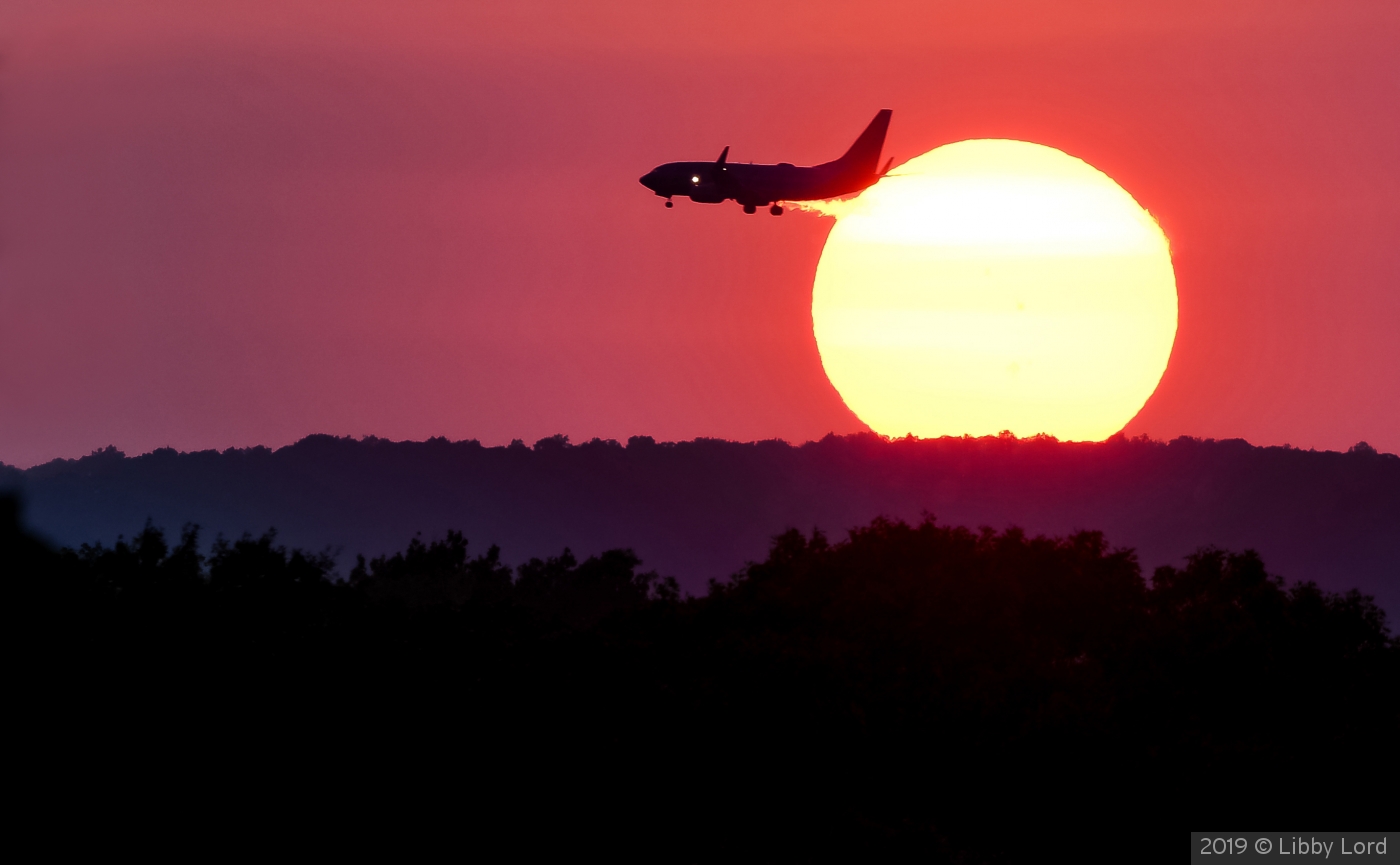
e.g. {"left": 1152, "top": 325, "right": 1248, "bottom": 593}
{"left": 640, "top": 159, "right": 878, "bottom": 207}
{"left": 639, "top": 109, "right": 892, "bottom": 213}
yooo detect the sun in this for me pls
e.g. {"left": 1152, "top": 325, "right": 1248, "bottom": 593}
{"left": 811, "top": 139, "right": 1177, "bottom": 442}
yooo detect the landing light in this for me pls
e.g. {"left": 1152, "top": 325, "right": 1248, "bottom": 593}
{"left": 691, "top": 175, "right": 700, "bottom": 183}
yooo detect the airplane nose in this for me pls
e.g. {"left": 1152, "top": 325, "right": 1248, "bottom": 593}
{"left": 640, "top": 171, "right": 659, "bottom": 191}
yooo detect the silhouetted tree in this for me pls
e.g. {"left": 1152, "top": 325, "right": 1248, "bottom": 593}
{"left": 350, "top": 531, "right": 513, "bottom": 609}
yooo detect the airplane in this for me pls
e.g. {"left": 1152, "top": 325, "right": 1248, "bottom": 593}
{"left": 639, "top": 109, "right": 894, "bottom": 215}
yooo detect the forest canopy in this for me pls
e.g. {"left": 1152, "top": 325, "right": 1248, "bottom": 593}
{"left": 5, "top": 494, "right": 1394, "bottom": 861}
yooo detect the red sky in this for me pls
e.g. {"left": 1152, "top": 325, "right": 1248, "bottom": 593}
{"left": 1, "top": 0, "right": 1397, "bottom": 467}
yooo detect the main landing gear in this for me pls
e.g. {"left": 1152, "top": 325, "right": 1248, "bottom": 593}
{"left": 743, "top": 204, "right": 757, "bottom": 214}
{"left": 770, "top": 204, "right": 783, "bottom": 216}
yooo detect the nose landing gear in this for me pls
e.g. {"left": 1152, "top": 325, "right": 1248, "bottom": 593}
{"left": 742, "top": 204, "right": 757, "bottom": 214}
{"left": 664, "top": 199, "right": 673, "bottom": 208}
{"left": 770, "top": 204, "right": 784, "bottom": 216}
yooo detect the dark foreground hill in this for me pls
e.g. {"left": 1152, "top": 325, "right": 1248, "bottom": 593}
{"left": 6, "top": 501, "right": 1395, "bottom": 860}
{"left": 4, "top": 432, "right": 1398, "bottom": 615}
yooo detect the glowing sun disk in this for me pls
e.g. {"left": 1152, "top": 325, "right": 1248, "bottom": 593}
{"left": 811, "top": 139, "right": 1177, "bottom": 442}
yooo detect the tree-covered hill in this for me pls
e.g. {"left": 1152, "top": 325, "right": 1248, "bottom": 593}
{"left": 4, "top": 433, "right": 1396, "bottom": 616}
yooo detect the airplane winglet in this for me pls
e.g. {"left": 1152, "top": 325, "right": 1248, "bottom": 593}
{"left": 880, "top": 156, "right": 894, "bottom": 176}
{"left": 717, "top": 146, "right": 729, "bottom": 166}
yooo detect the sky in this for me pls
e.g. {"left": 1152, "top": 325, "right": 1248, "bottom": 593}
{"left": 1, "top": 0, "right": 1397, "bottom": 467}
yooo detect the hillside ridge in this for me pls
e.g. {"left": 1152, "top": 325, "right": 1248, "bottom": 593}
{"left": 4, "top": 432, "right": 1397, "bottom": 615}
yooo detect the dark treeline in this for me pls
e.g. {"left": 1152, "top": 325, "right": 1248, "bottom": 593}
{"left": 5, "top": 494, "right": 1396, "bottom": 861}
{"left": 7, "top": 432, "right": 1399, "bottom": 618}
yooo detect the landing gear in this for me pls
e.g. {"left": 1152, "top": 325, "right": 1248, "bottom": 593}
{"left": 770, "top": 204, "right": 784, "bottom": 216}
{"left": 742, "top": 204, "right": 757, "bottom": 214}
{"left": 664, "top": 199, "right": 673, "bottom": 208}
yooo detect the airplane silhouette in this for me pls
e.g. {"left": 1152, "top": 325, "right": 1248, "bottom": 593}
{"left": 639, "top": 109, "right": 893, "bottom": 215}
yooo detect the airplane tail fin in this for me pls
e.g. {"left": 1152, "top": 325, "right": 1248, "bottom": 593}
{"left": 833, "top": 109, "right": 892, "bottom": 177}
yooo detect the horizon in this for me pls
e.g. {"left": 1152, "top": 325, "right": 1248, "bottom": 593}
{"left": 6, "top": 428, "right": 1397, "bottom": 473}
{"left": 9, "top": 429, "right": 1396, "bottom": 619}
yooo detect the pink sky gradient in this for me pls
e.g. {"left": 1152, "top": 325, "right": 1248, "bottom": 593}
{"left": 1, "top": 0, "right": 1397, "bottom": 467}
